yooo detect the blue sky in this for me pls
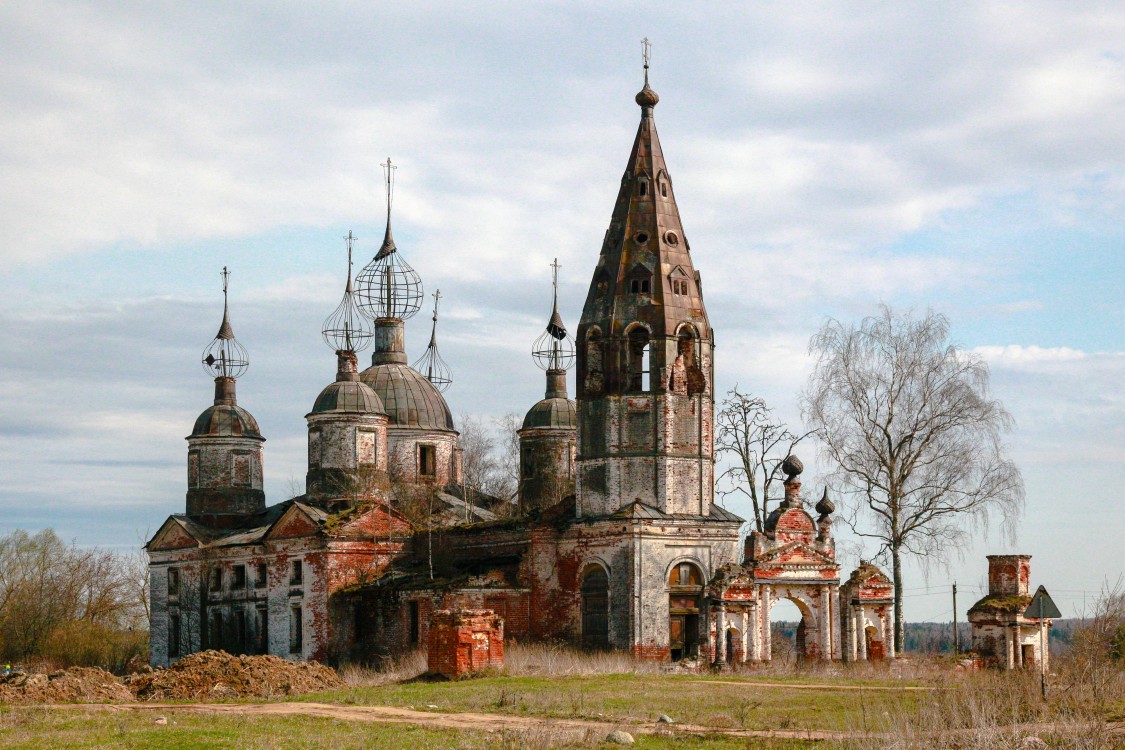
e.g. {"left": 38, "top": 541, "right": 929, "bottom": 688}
{"left": 1, "top": 1, "right": 1122, "bottom": 621}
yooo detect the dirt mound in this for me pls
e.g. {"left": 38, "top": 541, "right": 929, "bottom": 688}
{"left": 0, "top": 667, "right": 134, "bottom": 704}
{"left": 127, "top": 650, "right": 344, "bottom": 701}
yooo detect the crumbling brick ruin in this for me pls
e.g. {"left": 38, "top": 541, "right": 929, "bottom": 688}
{"left": 968, "top": 555, "right": 1052, "bottom": 670}
{"left": 147, "top": 63, "right": 895, "bottom": 669}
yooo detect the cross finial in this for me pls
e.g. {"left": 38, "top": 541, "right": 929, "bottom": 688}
{"left": 641, "top": 37, "right": 652, "bottom": 69}
{"left": 380, "top": 157, "right": 398, "bottom": 223}
{"left": 221, "top": 266, "right": 230, "bottom": 298}
{"left": 432, "top": 289, "right": 442, "bottom": 321}
{"left": 551, "top": 258, "right": 561, "bottom": 289}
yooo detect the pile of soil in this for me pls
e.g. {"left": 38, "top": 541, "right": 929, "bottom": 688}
{"left": 127, "top": 650, "right": 344, "bottom": 701}
{"left": 0, "top": 667, "right": 134, "bottom": 704}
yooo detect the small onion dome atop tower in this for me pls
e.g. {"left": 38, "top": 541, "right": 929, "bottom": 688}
{"left": 310, "top": 350, "right": 386, "bottom": 415}
{"left": 355, "top": 158, "right": 423, "bottom": 321}
{"left": 193, "top": 266, "right": 262, "bottom": 440}
{"left": 525, "top": 258, "right": 577, "bottom": 428}
{"left": 635, "top": 37, "right": 660, "bottom": 112}
{"left": 519, "top": 260, "right": 578, "bottom": 512}
{"left": 411, "top": 290, "right": 452, "bottom": 392}
{"left": 187, "top": 267, "right": 265, "bottom": 524}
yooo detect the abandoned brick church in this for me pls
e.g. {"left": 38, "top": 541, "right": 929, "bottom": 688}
{"left": 146, "top": 64, "right": 896, "bottom": 668}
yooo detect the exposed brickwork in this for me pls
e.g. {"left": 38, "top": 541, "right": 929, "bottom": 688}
{"left": 427, "top": 609, "right": 504, "bottom": 678}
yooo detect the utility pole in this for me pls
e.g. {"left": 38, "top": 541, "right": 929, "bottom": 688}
{"left": 952, "top": 582, "right": 959, "bottom": 656}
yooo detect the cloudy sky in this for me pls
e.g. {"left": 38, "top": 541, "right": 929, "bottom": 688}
{"left": 1, "top": 2, "right": 1122, "bottom": 622}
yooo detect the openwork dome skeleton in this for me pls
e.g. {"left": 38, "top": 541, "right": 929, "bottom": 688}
{"left": 201, "top": 267, "right": 250, "bottom": 379}
{"left": 412, "top": 290, "right": 453, "bottom": 392}
{"left": 532, "top": 258, "right": 575, "bottom": 371}
{"left": 356, "top": 158, "right": 424, "bottom": 321}
{"left": 322, "top": 231, "right": 374, "bottom": 353}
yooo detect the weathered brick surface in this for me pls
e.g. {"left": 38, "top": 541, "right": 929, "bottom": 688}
{"left": 427, "top": 609, "right": 504, "bottom": 678}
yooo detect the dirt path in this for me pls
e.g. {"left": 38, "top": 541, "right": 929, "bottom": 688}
{"left": 47, "top": 702, "right": 1125, "bottom": 743}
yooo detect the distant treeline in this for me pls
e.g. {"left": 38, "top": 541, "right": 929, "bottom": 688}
{"left": 771, "top": 620, "right": 1084, "bottom": 655}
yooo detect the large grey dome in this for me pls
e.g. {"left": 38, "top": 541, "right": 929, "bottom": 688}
{"left": 522, "top": 397, "right": 577, "bottom": 430}
{"left": 310, "top": 379, "right": 385, "bottom": 415}
{"left": 360, "top": 363, "right": 455, "bottom": 431}
{"left": 190, "top": 404, "right": 262, "bottom": 439}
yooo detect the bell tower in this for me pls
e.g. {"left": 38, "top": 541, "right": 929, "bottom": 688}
{"left": 575, "top": 46, "right": 714, "bottom": 518}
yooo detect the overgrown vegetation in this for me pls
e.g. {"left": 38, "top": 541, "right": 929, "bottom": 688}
{"left": 0, "top": 529, "right": 148, "bottom": 672}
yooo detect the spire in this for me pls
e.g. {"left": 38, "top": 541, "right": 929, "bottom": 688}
{"left": 322, "top": 231, "right": 374, "bottom": 353}
{"left": 202, "top": 266, "right": 250, "bottom": 392}
{"left": 411, "top": 290, "right": 452, "bottom": 392}
{"left": 579, "top": 40, "right": 708, "bottom": 340}
{"left": 356, "top": 157, "right": 423, "bottom": 322}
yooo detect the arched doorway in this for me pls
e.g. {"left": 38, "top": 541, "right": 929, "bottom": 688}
{"left": 580, "top": 565, "right": 609, "bottom": 649}
{"left": 770, "top": 596, "right": 815, "bottom": 665}
{"left": 668, "top": 561, "right": 703, "bottom": 661}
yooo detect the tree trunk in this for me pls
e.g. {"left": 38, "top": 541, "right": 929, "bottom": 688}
{"left": 892, "top": 545, "right": 904, "bottom": 654}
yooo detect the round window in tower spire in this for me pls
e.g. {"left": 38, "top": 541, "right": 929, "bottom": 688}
{"left": 664, "top": 231, "right": 679, "bottom": 246}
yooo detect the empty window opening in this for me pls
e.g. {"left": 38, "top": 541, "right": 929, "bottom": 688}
{"left": 256, "top": 606, "right": 268, "bottom": 654}
{"left": 289, "top": 606, "right": 303, "bottom": 654}
{"left": 638, "top": 179, "right": 648, "bottom": 197}
{"left": 167, "top": 568, "right": 180, "bottom": 598}
{"left": 581, "top": 566, "right": 610, "bottom": 649}
{"left": 209, "top": 567, "right": 222, "bottom": 592}
{"left": 255, "top": 563, "right": 267, "bottom": 589}
{"left": 661, "top": 182, "right": 668, "bottom": 197}
{"left": 232, "top": 565, "right": 246, "bottom": 590}
{"left": 209, "top": 610, "right": 223, "bottom": 650}
{"left": 168, "top": 613, "right": 181, "bottom": 659}
{"left": 418, "top": 445, "right": 436, "bottom": 478}
{"left": 627, "top": 328, "right": 651, "bottom": 392}
{"left": 634, "top": 232, "right": 649, "bottom": 244}
{"left": 408, "top": 600, "right": 421, "bottom": 645}
{"left": 289, "top": 559, "right": 303, "bottom": 587}
{"left": 235, "top": 609, "right": 247, "bottom": 653}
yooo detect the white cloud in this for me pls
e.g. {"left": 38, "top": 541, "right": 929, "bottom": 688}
{"left": 973, "top": 344, "right": 1092, "bottom": 367}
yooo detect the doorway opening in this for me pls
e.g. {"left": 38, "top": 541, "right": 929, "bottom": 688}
{"left": 668, "top": 562, "right": 703, "bottom": 661}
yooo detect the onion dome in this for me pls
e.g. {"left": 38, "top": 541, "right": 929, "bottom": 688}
{"left": 322, "top": 231, "right": 373, "bottom": 353}
{"left": 355, "top": 158, "right": 424, "bottom": 321}
{"left": 815, "top": 488, "right": 836, "bottom": 517}
{"left": 635, "top": 38, "right": 660, "bottom": 110}
{"left": 523, "top": 391, "right": 577, "bottom": 430}
{"left": 192, "top": 390, "right": 263, "bottom": 438}
{"left": 310, "top": 350, "right": 386, "bottom": 415}
{"left": 411, "top": 290, "right": 452, "bottom": 392}
{"left": 523, "top": 260, "right": 577, "bottom": 430}
{"left": 781, "top": 454, "right": 804, "bottom": 480}
{"left": 201, "top": 267, "right": 249, "bottom": 380}
{"left": 361, "top": 363, "right": 455, "bottom": 430}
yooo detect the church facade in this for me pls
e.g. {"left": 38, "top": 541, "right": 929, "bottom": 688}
{"left": 147, "top": 64, "right": 892, "bottom": 668}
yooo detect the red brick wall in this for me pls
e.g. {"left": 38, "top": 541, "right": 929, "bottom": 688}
{"left": 427, "top": 609, "right": 504, "bottom": 678}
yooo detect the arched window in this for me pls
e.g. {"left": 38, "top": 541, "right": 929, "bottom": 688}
{"left": 668, "top": 561, "right": 703, "bottom": 587}
{"left": 584, "top": 328, "right": 604, "bottom": 396}
{"left": 581, "top": 565, "right": 609, "bottom": 649}
{"left": 627, "top": 327, "right": 650, "bottom": 392}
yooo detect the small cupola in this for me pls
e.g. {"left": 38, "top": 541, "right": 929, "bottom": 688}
{"left": 186, "top": 268, "right": 266, "bottom": 525}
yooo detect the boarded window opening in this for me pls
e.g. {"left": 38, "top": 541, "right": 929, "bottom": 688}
{"left": 167, "top": 568, "right": 180, "bottom": 598}
{"left": 232, "top": 565, "right": 246, "bottom": 590}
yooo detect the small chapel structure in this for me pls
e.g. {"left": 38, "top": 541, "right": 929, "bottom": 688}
{"left": 146, "top": 55, "right": 894, "bottom": 668}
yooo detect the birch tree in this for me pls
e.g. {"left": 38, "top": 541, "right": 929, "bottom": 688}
{"left": 803, "top": 306, "right": 1024, "bottom": 653}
